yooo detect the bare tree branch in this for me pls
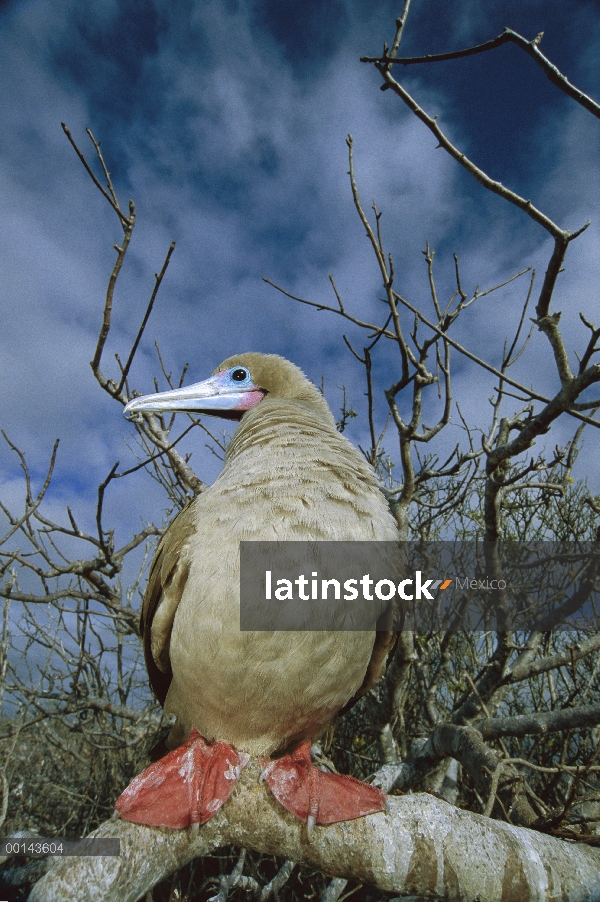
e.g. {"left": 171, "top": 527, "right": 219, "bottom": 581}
{"left": 29, "top": 764, "right": 600, "bottom": 902}
{"left": 361, "top": 28, "right": 600, "bottom": 119}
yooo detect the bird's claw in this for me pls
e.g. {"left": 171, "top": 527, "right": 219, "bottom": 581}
{"left": 261, "top": 740, "right": 387, "bottom": 827}
{"left": 115, "top": 729, "right": 248, "bottom": 828}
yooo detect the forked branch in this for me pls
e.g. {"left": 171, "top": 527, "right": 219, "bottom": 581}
{"left": 361, "top": 27, "right": 600, "bottom": 120}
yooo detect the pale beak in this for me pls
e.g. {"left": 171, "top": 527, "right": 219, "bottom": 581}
{"left": 123, "top": 375, "right": 264, "bottom": 420}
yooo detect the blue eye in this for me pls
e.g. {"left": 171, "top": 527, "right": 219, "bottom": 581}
{"left": 230, "top": 367, "right": 249, "bottom": 383}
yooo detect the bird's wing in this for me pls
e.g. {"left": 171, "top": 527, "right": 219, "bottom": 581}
{"left": 337, "top": 589, "right": 404, "bottom": 716}
{"left": 140, "top": 501, "right": 196, "bottom": 706}
{"left": 337, "top": 628, "right": 398, "bottom": 717}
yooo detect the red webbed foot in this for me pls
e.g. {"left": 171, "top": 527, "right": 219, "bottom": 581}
{"left": 260, "top": 741, "right": 386, "bottom": 830}
{"left": 115, "top": 729, "right": 249, "bottom": 829}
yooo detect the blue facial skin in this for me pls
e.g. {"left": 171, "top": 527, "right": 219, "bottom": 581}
{"left": 221, "top": 367, "right": 253, "bottom": 389}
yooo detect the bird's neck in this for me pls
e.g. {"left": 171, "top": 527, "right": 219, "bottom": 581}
{"left": 225, "top": 398, "right": 337, "bottom": 464}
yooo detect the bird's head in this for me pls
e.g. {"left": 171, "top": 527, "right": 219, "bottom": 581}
{"left": 123, "top": 352, "right": 330, "bottom": 422}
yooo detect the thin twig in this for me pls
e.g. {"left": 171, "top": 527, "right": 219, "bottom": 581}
{"left": 61, "top": 124, "right": 130, "bottom": 226}
{"left": 116, "top": 242, "right": 176, "bottom": 395}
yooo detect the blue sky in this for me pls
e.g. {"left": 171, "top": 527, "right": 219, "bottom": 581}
{"left": 1, "top": 0, "right": 599, "bottom": 546}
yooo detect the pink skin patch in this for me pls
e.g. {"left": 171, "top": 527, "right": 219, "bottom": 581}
{"left": 236, "top": 390, "right": 265, "bottom": 410}
{"left": 115, "top": 729, "right": 249, "bottom": 829}
{"left": 260, "top": 740, "right": 387, "bottom": 826}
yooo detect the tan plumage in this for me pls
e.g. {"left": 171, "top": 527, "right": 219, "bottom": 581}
{"left": 139, "top": 353, "right": 399, "bottom": 756}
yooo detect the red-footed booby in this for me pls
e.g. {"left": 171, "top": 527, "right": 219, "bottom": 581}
{"left": 116, "top": 353, "right": 400, "bottom": 831}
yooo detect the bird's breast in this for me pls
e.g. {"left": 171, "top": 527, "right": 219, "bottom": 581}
{"left": 164, "top": 412, "right": 398, "bottom": 754}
